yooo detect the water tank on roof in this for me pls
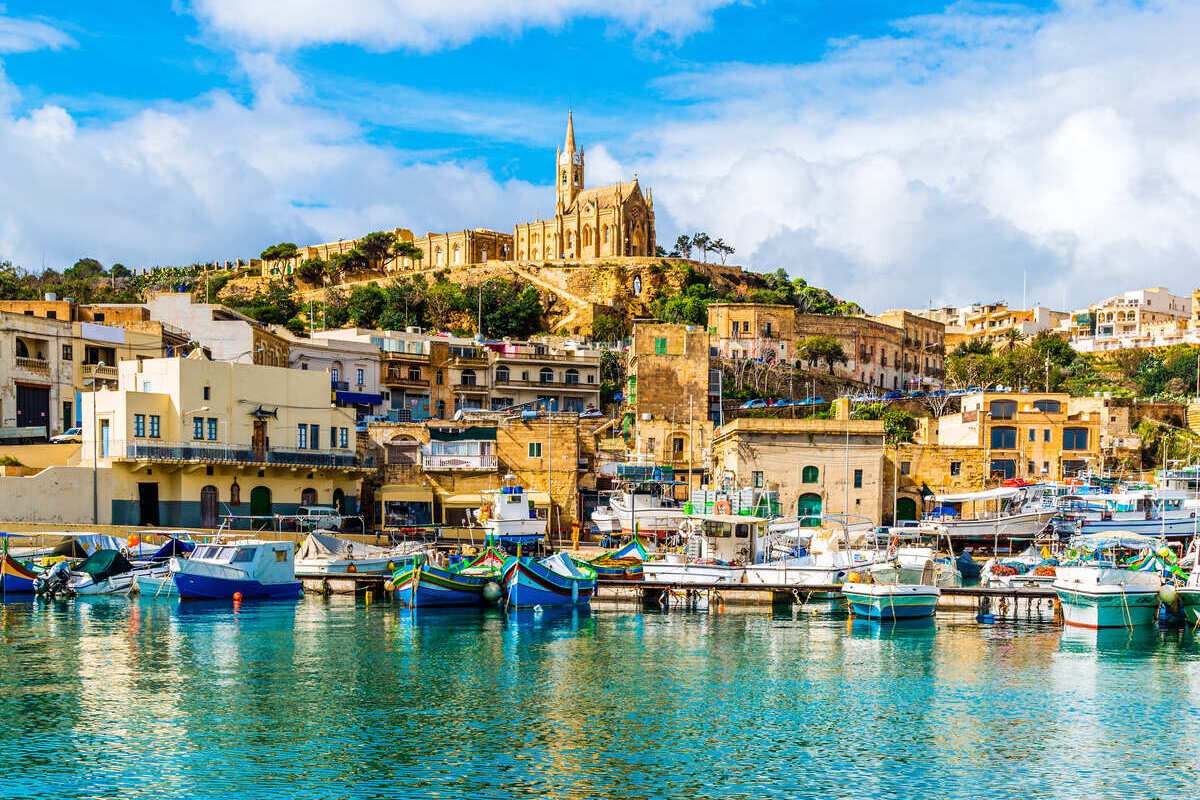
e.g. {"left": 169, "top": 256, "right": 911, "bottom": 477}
{"left": 44, "top": 292, "right": 57, "bottom": 301}
{"left": 405, "top": 326, "right": 422, "bottom": 334}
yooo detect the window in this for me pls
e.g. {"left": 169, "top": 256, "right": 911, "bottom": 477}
{"left": 1043, "top": 428, "right": 1051, "bottom": 442}
{"left": 461, "top": 369, "right": 477, "bottom": 386}
{"left": 528, "top": 442, "right": 543, "bottom": 458}
{"left": 310, "top": 424, "right": 320, "bottom": 450}
{"left": 207, "top": 418, "right": 218, "bottom": 441}
{"left": 950, "top": 461, "right": 961, "bottom": 476}
{"left": 193, "top": 417, "right": 204, "bottom": 440}
{"left": 62, "top": 344, "right": 72, "bottom": 361}
{"left": 46, "top": 310, "right": 56, "bottom": 319}
{"left": 672, "top": 437, "right": 684, "bottom": 455}
{"left": 231, "top": 548, "right": 255, "bottom": 564}
{"left": 1028, "top": 461, "right": 1036, "bottom": 475}
{"left": 1033, "top": 399, "right": 1061, "bottom": 413}
{"left": 407, "top": 366, "right": 422, "bottom": 382}
{"left": 654, "top": 337, "right": 667, "bottom": 355}
{"left": 742, "top": 320, "right": 750, "bottom": 332}
{"left": 586, "top": 374, "right": 595, "bottom": 383}
{"left": 853, "top": 469, "right": 863, "bottom": 488}
{"left": 990, "top": 426, "right": 1017, "bottom": 449}
{"left": 753, "top": 471, "right": 764, "bottom": 488}
{"left": 1042, "top": 461, "right": 1050, "bottom": 474}
{"left": 339, "top": 427, "right": 349, "bottom": 448}
{"left": 1028, "top": 429, "right": 1035, "bottom": 442}
{"left": 134, "top": 414, "right": 146, "bottom": 437}
{"left": 802, "top": 465, "right": 819, "bottom": 483}
{"left": 900, "top": 461, "right": 911, "bottom": 475}
{"left": 496, "top": 365, "right": 510, "bottom": 383}
{"left": 1063, "top": 427, "right": 1089, "bottom": 450}
{"left": 331, "top": 367, "right": 340, "bottom": 382}
{"left": 565, "top": 368, "right": 579, "bottom": 384}
{"left": 989, "top": 400, "right": 1017, "bottom": 419}
{"left": 203, "top": 386, "right": 210, "bottom": 401}
{"left": 297, "top": 424, "right": 308, "bottom": 449}
{"left": 93, "top": 312, "right": 105, "bottom": 322}
{"left": 990, "top": 459, "right": 1016, "bottom": 479}
{"left": 149, "top": 415, "right": 160, "bottom": 438}
{"left": 539, "top": 367, "right": 554, "bottom": 384}
{"left": 63, "top": 401, "right": 73, "bottom": 428}
{"left": 436, "top": 370, "right": 443, "bottom": 385}
{"left": 356, "top": 368, "right": 364, "bottom": 385}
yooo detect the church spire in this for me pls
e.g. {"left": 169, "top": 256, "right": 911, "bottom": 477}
{"left": 564, "top": 110, "right": 576, "bottom": 153}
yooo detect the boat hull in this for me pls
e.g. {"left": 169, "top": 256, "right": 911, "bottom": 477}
{"left": 1, "top": 554, "right": 39, "bottom": 593}
{"left": 842, "top": 584, "right": 940, "bottom": 620}
{"left": 173, "top": 572, "right": 301, "bottom": 600}
{"left": 1179, "top": 588, "right": 1200, "bottom": 626}
{"left": 295, "top": 556, "right": 398, "bottom": 577}
{"left": 1076, "top": 517, "right": 1200, "bottom": 539}
{"left": 135, "top": 574, "right": 178, "bottom": 597}
{"left": 392, "top": 564, "right": 497, "bottom": 607}
{"left": 502, "top": 557, "right": 594, "bottom": 608}
{"left": 642, "top": 562, "right": 744, "bottom": 585}
{"left": 1053, "top": 586, "right": 1161, "bottom": 628}
{"left": 924, "top": 511, "right": 1054, "bottom": 545}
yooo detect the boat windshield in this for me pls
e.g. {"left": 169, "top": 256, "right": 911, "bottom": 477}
{"left": 193, "top": 545, "right": 239, "bottom": 562}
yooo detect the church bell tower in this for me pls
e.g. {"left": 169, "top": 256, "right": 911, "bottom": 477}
{"left": 556, "top": 110, "right": 584, "bottom": 212}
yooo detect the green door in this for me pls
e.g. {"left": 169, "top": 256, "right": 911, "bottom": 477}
{"left": 250, "top": 486, "right": 272, "bottom": 518}
{"left": 797, "top": 493, "right": 822, "bottom": 527}
{"left": 896, "top": 497, "right": 918, "bottom": 522}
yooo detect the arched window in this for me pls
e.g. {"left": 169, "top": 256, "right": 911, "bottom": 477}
{"left": 582, "top": 226, "right": 593, "bottom": 247}
{"left": 802, "top": 466, "right": 819, "bottom": 483}
{"left": 495, "top": 365, "right": 510, "bottom": 383}
{"left": 564, "top": 368, "right": 579, "bottom": 385}
{"left": 387, "top": 435, "right": 419, "bottom": 465}
{"left": 539, "top": 367, "right": 554, "bottom": 383}
{"left": 452, "top": 243, "right": 462, "bottom": 266}
{"left": 460, "top": 368, "right": 476, "bottom": 386}
{"left": 1032, "top": 399, "right": 1061, "bottom": 413}
{"left": 301, "top": 487, "right": 317, "bottom": 506}
{"left": 434, "top": 246, "right": 444, "bottom": 266}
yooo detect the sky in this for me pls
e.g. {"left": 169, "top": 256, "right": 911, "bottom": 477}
{"left": 1, "top": 1, "right": 1198, "bottom": 312}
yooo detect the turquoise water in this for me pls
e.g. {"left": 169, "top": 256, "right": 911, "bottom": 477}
{"left": 2, "top": 598, "right": 1200, "bottom": 800}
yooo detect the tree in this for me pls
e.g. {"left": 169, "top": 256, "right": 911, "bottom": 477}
{"left": 691, "top": 232, "right": 711, "bottom": 263}
{"left": 711, "top": 238, "right": 735, "bottom": 264}
{"left": 675, "top": 235, "right": 693, "bottom": 259}
{"left": 951, "top": 339, "right": 993, "bottom": 357}
{"left": 357, "top": 231, "right": 396, "bottom": 268}
{"left": 392, "top": 240, "right": 425, "bottom": 267}
{"left": 260, "top": 242, "right": 298, "bottom": 262}
{"left": 296, "top": 258, "right": 328, "bottom": 284}
{"left": 64, "top": 258, "right": 105, "bottom": 280}
{"left": 1000, "top": 328, "right": 1027, "bottom": 352}
{"left": 1029, "top": 331, "right": 1075, "bottom": 367}
{"left": 798, "top": 335, "right": 848, "bottom": 374}
{"left": 851, "top": 402, "right": 916, "bottom": 445}
{"left": 109, "top": 263, "right": 132, "bottom": 279}
{"left": 590, "top": 312, "right": 628, "bottom": 343}
{"left": 651, "top": 280, "right": 717, "bottom": 325}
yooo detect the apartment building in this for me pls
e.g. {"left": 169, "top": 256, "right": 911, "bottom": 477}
{"left": 794, "top": 311, "right": 945, "bottom": 391}
{"left": 1068, "top": 287, "right": 1195, "bottom": 352}
{"left": 706, "top": 303, "right": 795, "bottom": 363}
{"left": 143, "top": 293, "right": 289, "bottom": 367}
{"left": 487, "top": 339, "right": 601, "bottom": 413}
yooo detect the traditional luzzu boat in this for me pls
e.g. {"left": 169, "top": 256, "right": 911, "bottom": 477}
{"left": 390, "top": 545, "right": 507, "bottom": 607}
{"left": 841, "top": 553, "right": 941, "bottom": 621}
{"left": 502, "top": 552, "right": 596, "bottom": 608}
{"left": 585, "top": 536, "right": 651, "bottom": 581}
{"left": 171, "top": 540, "right": 301, "bottom": 600}
{"left": 1, "top": 550, "right": 40, "bottom": 594}
{"left": 1052, "top": 533, "right": 1168, "bottom": 628}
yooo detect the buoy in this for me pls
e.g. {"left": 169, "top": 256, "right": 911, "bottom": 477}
{"left": 347, "top": 564, "right": 357, "bottom": 573}
{"left": 1159, "top": 584, "right": 1178, "bottom": 606}
{"left": 127, "top": 534, "right": 140, "bottom": 548}
{"left": 232, "top": 591, "right": 243, "bottom": 602}
{"left": 847, "top": 572, "right": 863, "bottom": 584}
{"left": 482, "top": 581, "right": 503, "bottom": 603}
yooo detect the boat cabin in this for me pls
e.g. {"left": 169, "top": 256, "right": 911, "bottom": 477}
{"left": 684, "top": 514, "right": 769, "bottom": 564}
{"left": 189, "top": 541, "right": 296, "bottom": 582}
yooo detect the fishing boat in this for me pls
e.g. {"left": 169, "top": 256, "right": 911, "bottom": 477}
{"left": 171, "top": 540, "right": 301, "bottom": 600}
{"left": 741, "top": 521, "right": 884, "bottom": 592}
{"left": 585, "top": 536, "right": 651, "bottom": 581}
{"left": 1177, "top": 538, "right": 1200, "bottom": 626}
{"left": 294, "top": 530, "right": 421, "bottom": 576}
{"left": 919, "top": 486, "right": 1056, "bottom": 548}
{"left": 592, "top": 482, "right": 686, "bottom": 540}
{"left": 980, "top": 542, "right": 1061, "bottom": 589}
{"left": 1, "top": 533, "right": 39, "bottom": 594}
{"left": 1055, "top": 490, "right": 1200, "bottom": 540}
{"left": 1052, "top": 533, "right": 1167, "bottom": 628}
{"left": 502, "top": 552, "right": 596, "bottom": 608}
{"left": 642, "top": 514, "right": 766, "bottom": 584}
{"left": 479, "top": 478, "right": 546, "bottom": 548}
{"left": 841, "top": 553, "right": 941, "bottom": 620}
{"left": 390, "top": 546, "right": 506, "bottom": 607}
{"left": 65, "top": 549, "right": 143, "bottom": 595}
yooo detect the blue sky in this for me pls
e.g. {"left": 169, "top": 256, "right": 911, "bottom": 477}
{"left": 0, "top": 1, "right": 1196, "bottom": 311}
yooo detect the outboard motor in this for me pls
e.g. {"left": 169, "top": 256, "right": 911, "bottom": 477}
{"left": 34, "top": 561, "right": 72, "bottom": 599}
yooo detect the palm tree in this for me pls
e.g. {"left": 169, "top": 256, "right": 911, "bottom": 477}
{"left": 1002, "top": 328, "right": 1027, "bottom": 352}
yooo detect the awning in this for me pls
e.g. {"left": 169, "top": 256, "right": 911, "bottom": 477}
{"left": 442, "top": 491, "right": 551, "bottom": 506}
{"left": 428, "top": 426, "right": 496, "bottom": 442}
{"left": 379, "top": 485, "right": 434, "bottom": 503}
{"left": 931, "top": 487, "right": 1021, "bottom": 503}
{"left": 335, "top": 390, "right": 384, "bottom": 405}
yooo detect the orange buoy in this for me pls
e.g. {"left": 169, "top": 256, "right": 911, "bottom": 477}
{"left": 232, "top": 591, "right": 243, "bottom": 602}
{"left": 127, "top": 534, "right": 141, "bottom": 548}
{"left": 347, "top": 564, "right": 357, "bottom": 573}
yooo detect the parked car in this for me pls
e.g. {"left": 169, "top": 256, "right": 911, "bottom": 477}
{"left": 50, "top": 427, "right": 82, "bottom": 444}
{"left": 929, "top": 389, "right": 949, "bottom": 398}
{"left": 798, "top": 396, "right": 827, "bottom": 406}
{"left": 294, "top": 505, "right": 343, "bottom": 531}
{"left": 579, "top": 407, "right": 604, "bottom": 419}
{"left": 772, "top": 398, "right": 799, "bottom": 407}
{"left": 907, "top": 390, "right": 927, "bottom": 399}
{"left": 739, "top": 399, "right": 768, "bottom": 409}
{"left": 882, "top": 391, "right": 905, "bottom": 401}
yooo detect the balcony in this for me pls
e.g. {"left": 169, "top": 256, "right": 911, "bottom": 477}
{"left": 331, "top": 379, "right": 350, "bottom": 391}
{"left": 382, "top": 351, "right": 430, "bottom": 364}
{"left": 83, "top": 363, "right": 119, "bottom": 382}
{"left": 15, "top": 356, "right": 50, "bottom": 375}
{"left": 492, "top": 350, "right": 598, "bottom": 364}
{"left": 422, "top": 453, "right": 498, "bottom": 471}
{"left": 495, "top": 377, "right": 598, "bottom": 391}
{"left": 114, "top": 439, "right": 362, "bottom": 468}
{"left": 453, "top": 382, "right": 489, "bottom": 394}
{"left": 383, "top": 368, "right": 431, "bottom": 389}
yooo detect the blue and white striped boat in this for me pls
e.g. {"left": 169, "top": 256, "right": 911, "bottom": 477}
{"left": 502, "top": 552, "right": 596, "bottom": 608}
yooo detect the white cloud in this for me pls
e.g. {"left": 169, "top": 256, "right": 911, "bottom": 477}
{"left": 634, "top": 0, "right": 1200, "bottom": 311}
{"left": 189, "top": 0, "right": 736, "bottom": 52}
{"left": 0, "top": 14, "right": 75, "bottom": 54}
{"left": 0, "top": 56, "right": 545, "bottom": 271}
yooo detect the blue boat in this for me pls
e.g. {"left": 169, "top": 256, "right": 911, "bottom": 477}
{"left": 0, "top": 534, "right": 38, "bottom": 594}
{"left": 171, "top": 540, "right": 301, "bottom": 600}
{"left": 502, "top": 552, "right": 596, "bottom": 608}
{"left": 391, "top": 548, "right": 505, "bottom": 608}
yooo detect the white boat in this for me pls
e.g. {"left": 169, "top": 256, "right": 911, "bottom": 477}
{"left": 742, "top": 525, "right": 885, "bottom": 590}
{"left": 1056, "top": 490, "right": 1200, "bottom": 540}
{"left": 1177, "top": 538, "right": 1200, "bottom": 626}
{"left": 591, "top": 487, "right": 685, "bottom": 539}
{"left": 842, "top": 553, "right": 941, "bottom": 620}
{"left": 641, "top": 514, "right": 767, "bottom": 584}
{"left": 980, "top": 542, "right": 1060, "bottom": 589}
{"left": 920, "top": 486, "right": 1056, "bottom": 545}
{"left": 293, "top": 531, "right": 423, "bottom": 576}
{"left": 1052, "top": 533, "right": 1165, "bottom": 628}
{"left": 479, "top": 478, "right": 546, "bottom": 547}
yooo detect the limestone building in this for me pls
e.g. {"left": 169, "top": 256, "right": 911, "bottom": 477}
{"left": 513, "top": 112, "right": 656, "bottom": 260}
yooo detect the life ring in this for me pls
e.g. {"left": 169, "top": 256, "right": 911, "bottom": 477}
{"left": 887, "top": 534, "right": 899, "bottom": 559}
{"left": 713, "top": 500, "right": 732, "bottom": 515}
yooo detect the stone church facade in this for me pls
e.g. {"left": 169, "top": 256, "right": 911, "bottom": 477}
{"left": 512, "top": 112, "right": 656, "bottom": 261}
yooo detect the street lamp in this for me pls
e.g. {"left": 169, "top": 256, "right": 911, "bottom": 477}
{"left": 89, "top": 361, "right": 106, "bottom": 524}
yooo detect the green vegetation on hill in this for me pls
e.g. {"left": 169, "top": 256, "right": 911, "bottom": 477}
{"left": 649, "top": 266, "right": 861, "bottom": 325}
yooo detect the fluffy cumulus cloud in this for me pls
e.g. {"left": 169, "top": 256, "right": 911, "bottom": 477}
{"left": 638, "top": 1, "right": 1200, "bottom": 310}
{"left": 189, "top": 0, "right": 735, "bottom": 51}
{"left": 0, "top": 13, "right": 75, "bottom": 54}
{"left": 0, "top": 47, "right": 545, "bottom": 271}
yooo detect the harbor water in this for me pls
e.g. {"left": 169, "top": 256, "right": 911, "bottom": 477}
{"left": 2, "top": 597, "right": 1200, "bottom": 799}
